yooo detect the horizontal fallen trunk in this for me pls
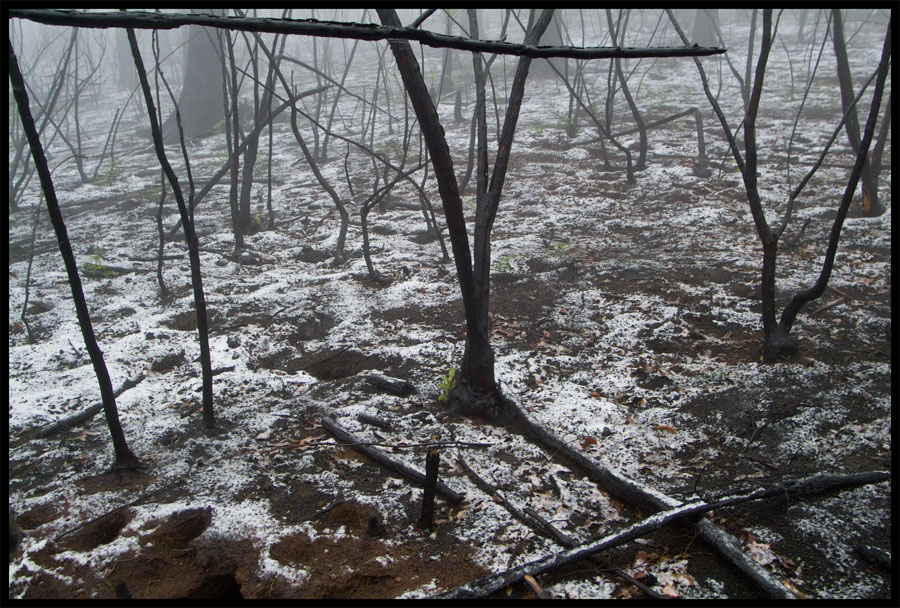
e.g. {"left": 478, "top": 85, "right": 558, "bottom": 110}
{"left": 320, "top": 415, "right": 463, "bottom": 503}
{"left": 458, "top": 454, "right": 667, "bottom": 600}
{"left": 500, "top": 390, "right": 886, "bottom": 600}
{"left": 33, "top": 374, "right": 145, "bottom": 439}
{"left": 364, "top": 373, "right": 415, "bottom": 396}
{"left": 437, "top": 469, "right": 890, "bottom": 599}
{"left": 10, "top": 9, "right": 726, "bottom": 61}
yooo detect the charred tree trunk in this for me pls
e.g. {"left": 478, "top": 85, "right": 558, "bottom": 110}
{"left": 377, "top": 8, "right": 553, "bottom": 421}
{"left": 606, "top": 9, "right": 647, "bottom": 170}
{"left": 221, "top": 29, "right": 244, "bottom": 256}
{"left": 777, "top": 16, "right": 892, "bottom": 336}
{"left": 128, "top": 28, "right": 216, "bottom": 429}
{"left": 161, "top": 9, "right": 224, "bottom": 143}
{"left": 9, "top": 39, "right": 142, "bottom": 474}
{"left": 670, "top": 9, "right": 892, "bottom": 361}
{"left": 832, "top": 9, "right": 884, "bottom": 216}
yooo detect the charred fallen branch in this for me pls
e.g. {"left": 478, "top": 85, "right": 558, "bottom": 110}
{"left": 438, "top": 468, "right": 890, "bottom": 599}
{"left": 9, "top": 9, "right": 726, "bottom": 61}
{"left": 500, "top": 392, "right": 887, "bottom": 599}
{"left": 457, "top": 454, "right": 667, "bottom": 600}
{"left": 32, "top": 374, "right": 146, "bottom": 440}
{"left": 364, "top": 374, "right": 416, "bottom": 396}
{"left": 320, "top": 416, "right": 464, "bottom": 504}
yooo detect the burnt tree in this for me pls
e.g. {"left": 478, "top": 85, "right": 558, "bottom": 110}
{"left": 378, "top": 7, "right": 554, "bottom": 421}
{"left": 9, "top": 39, "right": 142, "bottom": 475}
{"left": 128, "top": 27, "right": 216, "bottom": 429}
{"left": 161, "top": 8, "right": 225, "bottom": 143}
{"left": 832, "top": 9, "right": 885, "bottom": 216}
{"left": 669, "top": 9, "right": 892, "bottom": 361}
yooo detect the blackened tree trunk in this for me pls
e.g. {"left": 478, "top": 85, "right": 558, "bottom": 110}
{"left": 161, "top": 9, "right": 225, "bottom": 143}
{"left": 670, "top": 9, "right": 892, "bottom": 361}
{"left": 692, "top": 9, "right": 719, "bottom": 47}
{"left": 606, "top": 9, "right": 648, "bottom": 171}
{"left": 777, "top": 17, "right": 892, "bottom": 334}
{"left": 128, "top": 28, "right": 216, "bottom": 429}
{"left": 9, "top": 39, "right": 141, "bottom": 474}
{"left": 116, "top": 28, "right": 137, "bottom": 90}
{"left": 221, "top": 29, "right": 245, "bottom": 256}
{"left": 377, "top": 8, "right": 553, "bottom": 422}
{"left": 831, "top": 9, "right": 884, "bottom": 216}
{"left": 531, "top": 11, "right": 566, "bottom": 78}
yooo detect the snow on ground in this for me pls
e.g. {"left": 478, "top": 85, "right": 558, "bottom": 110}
{"left": 9, "top": 10, "right": 891, "bottom": 600}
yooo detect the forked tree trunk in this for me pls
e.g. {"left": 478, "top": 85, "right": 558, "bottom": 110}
{"left": 377, "top": 8, "right": 553, "bottom": 421}
{"left": 670, "top": 9, "right": 891, "bottom": 361}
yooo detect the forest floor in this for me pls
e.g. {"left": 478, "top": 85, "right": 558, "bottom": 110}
{"left": 8, "top": 23, "right": 893, "bottom": 601}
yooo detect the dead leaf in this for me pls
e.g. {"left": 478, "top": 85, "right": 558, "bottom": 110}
{"left": 782, "top": 579, "right": 808, "bottom": 599}
{"left": 661, "top": 582, "right": 680, "bottom": 598}
{"left": 654, "top": 424, "right": 678, "bottom": 435}
{"left": 613, "top": 585, "right": 634, "bottom": 599}
{"left": 581, "top": 436, "right": 598, "bottom": 450}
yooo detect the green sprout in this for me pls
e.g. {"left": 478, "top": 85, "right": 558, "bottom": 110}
{"left": 438, "top": 367, "right": 456, "bottom": 403}
{"left": 83, "top": 262, "right": 118, "bottom": 279}
{"left": 94, "top": 162, "right": 121, "bottom": 187}
{"left": 546, "top": 240, "right": 573, "bottom": 256}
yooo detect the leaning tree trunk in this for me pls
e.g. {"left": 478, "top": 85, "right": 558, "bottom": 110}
{"left": 9, "top": 39, "right": 142, "bottom": 474}
{"left": 777, "top": 15, "right": 892, "bottom": 337}
{"left": 128, "top": 28, "right": 216, "bottom": 429}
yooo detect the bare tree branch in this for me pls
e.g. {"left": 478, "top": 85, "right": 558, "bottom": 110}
{"left": 10, "top": 9, "right": 726, "bottom": 60}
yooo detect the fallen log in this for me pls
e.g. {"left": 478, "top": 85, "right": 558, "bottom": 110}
{"left": 855, "top": 545, "right": 891, "bottom": 570}
{"left": 320, "top": 415, "right": 463, "bottom": 503}
{"left": 364, "top": 373, "right": 416, "bottom": 396}
{"left": 357, "top": 411, "right": 396, "bottom": 431}
{"left": 33, "top": 374, "right": 146, "bottom": 439}
{"left": 457, "top": 454, "right": 667, "bottom": 600}
{"left": 498, "top": 389, "right": 888, "bottom": 600}
{"left": 437, "top": 469, "right": 890, "bottom": 599}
